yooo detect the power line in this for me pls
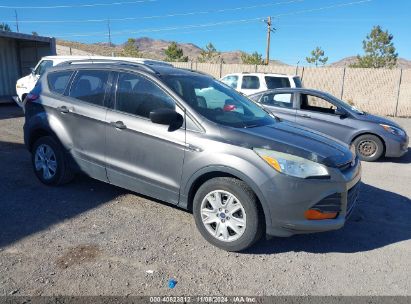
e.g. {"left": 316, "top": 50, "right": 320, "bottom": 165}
{"left": 49, "top": 0, "right": 372, "bottom": 39}
{"left": 4, "top": 0, "right": 304, "bottom": 23}
{"left": 54, "top": 18, "right": 264, "bottom": 38}
{"left": 0, "top": 0, "right": 156, "bottom": 9}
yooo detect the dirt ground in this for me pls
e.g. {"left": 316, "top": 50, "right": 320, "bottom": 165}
{"left": 0, "top": 104, "right": 410, "bottom": 296}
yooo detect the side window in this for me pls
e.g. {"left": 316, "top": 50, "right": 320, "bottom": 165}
{"left": 221, "top": 75, "right": 238, "bottom": 89}
{"left": 241, "top": 76, "right": 260, "bottom": 89}
{"left": 261, "top": 93, "right": 293, "bottom": 108}
{"left": 265, "top": 77, "right": 291, "bottom": 89}
{"left": 116, "top": 72, "right": 175, "bottom": 118}
{"left": 34, "top": 60, "right": 53, "bottom": 76}
{"left": 300, "top": 94, "right": 337, "bottom": 114}
{"left": 48, "top": 71, "right": 72, "bottom": 94}
{"left": 69, "top": 70, "right": 110, "bottom": 106}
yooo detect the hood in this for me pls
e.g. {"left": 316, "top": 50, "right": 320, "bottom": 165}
{"left": 220, "top": 121, "right": 354, "bottom": 168}
{"left": 356, "top": 113, "right": 402, "bottom": 128}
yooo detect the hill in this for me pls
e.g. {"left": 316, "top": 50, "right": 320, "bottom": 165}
{"left": 330, "top": 56, "right": 411, "bottom": 69}
{"left": 56, "top": 37, "right": 287, "bottom": 65}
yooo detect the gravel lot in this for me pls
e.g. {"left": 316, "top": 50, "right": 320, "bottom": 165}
{"left": 0, "top": 103, "right": 410, "bottom": 296}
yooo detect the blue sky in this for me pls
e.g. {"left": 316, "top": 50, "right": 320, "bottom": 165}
{"left": 0, "top": 0, "right": 410, "bottom": 64}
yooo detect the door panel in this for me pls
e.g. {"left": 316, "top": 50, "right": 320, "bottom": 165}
{"left": 105, "top": 72, "right": 185, "bottom": 204}
{"left": 296, "top": 93, "right": 356, "bottom": 143}
{"left": 57, "top": 69, "right": 112, "bottom": 181}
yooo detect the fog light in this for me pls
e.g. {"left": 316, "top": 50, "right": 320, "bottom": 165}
{"left": 304, "top": 209, "right": 338, "bottom": 220}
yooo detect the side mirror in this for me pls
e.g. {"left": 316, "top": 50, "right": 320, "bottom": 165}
{"left": 30, "top": 67, "right": 35, "bottom": 75}
{"left": 149, "top": 108, "right": 184, "bottom": 131}
{"left": 335, "top": 108, "right": 348, "bottom": 117}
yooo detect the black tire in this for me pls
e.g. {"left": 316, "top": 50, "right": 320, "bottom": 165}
{"left": 353, "top": 134, "right": 384, "bottom": 162}
{"left": 193, "top": 177, "right": 264, "bottom": 252}
{"left": 31, "top": 136, "right": 74, "bottom": 186}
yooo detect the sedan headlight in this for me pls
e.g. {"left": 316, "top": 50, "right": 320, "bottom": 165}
{"left": 254, "top": 148, "right": 329, "bottom": 179}
{"left": 380, "top": 124, "right": 406, "bottom": 137}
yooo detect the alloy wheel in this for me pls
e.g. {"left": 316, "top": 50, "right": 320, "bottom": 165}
{"left": 200, "top": 190, "right": 247, "bottom": 242}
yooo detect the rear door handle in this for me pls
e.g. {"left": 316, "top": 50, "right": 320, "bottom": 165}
{"left": 58, "top": 106, "right": 70, "bottom": 114}
{"left": 110, "top": 121, "right": 126, "bottom": 129}
{"left": 299, "top": 113, "right": 311, "bottom": 118}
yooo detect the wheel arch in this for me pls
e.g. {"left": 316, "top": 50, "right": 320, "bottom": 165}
{"left": 181, "top": 166, "right": 271, "bottom": 229}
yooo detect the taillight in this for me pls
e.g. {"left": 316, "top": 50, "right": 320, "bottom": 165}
{"left": 25, "top": 93, "right": 39, "bottom": 103}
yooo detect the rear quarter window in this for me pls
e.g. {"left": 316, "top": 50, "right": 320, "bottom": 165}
{"left": 47, "top": 71, "right": 73, "bottom": 94}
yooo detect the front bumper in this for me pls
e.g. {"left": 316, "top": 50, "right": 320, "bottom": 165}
{"left": 263, "top": 159, "right": 362, "bottom": 237}
{"left": 384, "top": 134, "right": 409, "bottom": 158}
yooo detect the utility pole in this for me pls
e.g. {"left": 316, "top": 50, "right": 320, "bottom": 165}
{"left": 15, "top": 10, "right": 19, "bottom": 32}
{"left": 264, "top": 16, "right": 276, "bottom": 65}
{"left": 107, "top": 18, "right": 112, "bottom": 47}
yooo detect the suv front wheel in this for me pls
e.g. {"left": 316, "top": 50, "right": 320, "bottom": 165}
{"left": 193, "top": 177, "right": 263, "bottom": 252}
{"left": 31, "top": 136, "right": 74, "bottom": 185}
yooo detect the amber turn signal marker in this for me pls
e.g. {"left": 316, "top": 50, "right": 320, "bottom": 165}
{"left": 304, "top": 209, "right": 337, "bottom": 220}
{"left": 262, "top": 155, "right": 282, "bottom": 172}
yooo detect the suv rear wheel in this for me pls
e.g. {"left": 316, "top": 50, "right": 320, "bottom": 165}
{"left": 32, "top": 136, "right": 74, "bottom": 185}
{"left": 193, "top": 177, "right": 263, "bottom": 252}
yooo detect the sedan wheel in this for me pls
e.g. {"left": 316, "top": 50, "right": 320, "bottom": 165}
{"left": 353, "top": 134, "right": 384, "bottom": 162}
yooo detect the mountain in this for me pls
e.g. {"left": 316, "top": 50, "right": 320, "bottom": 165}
{"left": 330, "top": 56, "right": 411, "bottom": 69}
{"left": 56, "top": 37, "right": 287, "bottom": 65}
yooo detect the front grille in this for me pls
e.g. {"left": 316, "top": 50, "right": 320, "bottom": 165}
{"left": 311, "top": 193, "right": 342, "bottom": 213}
{"left": 347, "top": 182, "right": 361, "bottom": 217}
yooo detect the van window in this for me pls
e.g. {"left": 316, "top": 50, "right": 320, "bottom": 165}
{"left": 69, "top": 70, "right": 110, "bottom": 106}
{"left": 116, "top": 72, "right": 175, "bottom": 118}
{"left": 34, "top": 60, "right": 53, "bottom": 76}
{"left": 265, "top": 77, "right": 290, "bottom": 89}
{"left": 293, "top": 77, "right": 303, "bottom": 88}
{"left": 241, "top": 76, "right": 260, "bottom": 89}
{"left": 221, "top": 75, "right": 238, "bottom": 89}
{"left": 48, "top": 71, "right": 72, "bottom": 94}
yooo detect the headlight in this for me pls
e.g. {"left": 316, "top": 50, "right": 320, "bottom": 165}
{"left": 254, "top": 148, "right": 329, "bottom": 179}
{"left": 380, "top": 124, "right": 406, "bottom": 137}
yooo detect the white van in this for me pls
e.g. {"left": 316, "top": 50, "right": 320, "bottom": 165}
{"left": 15, "top": 55, "right": 171, "bottom": 107}
{"left": 220, "top": 72, "right": 302, "bottom": 96}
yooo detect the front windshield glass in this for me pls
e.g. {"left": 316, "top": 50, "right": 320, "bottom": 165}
{"left": 326, "top": 93, "right": 365, "bottom": 115}
{"left": 162, "top": 75, "right": 276, "bottom": 128}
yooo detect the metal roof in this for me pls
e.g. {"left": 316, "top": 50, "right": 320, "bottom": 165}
{"left": 0, "top": 31, "right": 54, "bottom": 43}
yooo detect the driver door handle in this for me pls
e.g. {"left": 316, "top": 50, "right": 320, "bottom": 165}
{"left": 110, "top": 121, "right": 127, "bottom": 129}
{"left": 58, "top": 106, "right": 70, "bottom": 114}
{"left": 299, "top": 113, "right": 311, "bottom": 118}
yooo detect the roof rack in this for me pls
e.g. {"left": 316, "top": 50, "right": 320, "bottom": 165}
{"left": 56, "top": 59, "right": 160, "bottom": 75}
{"left": 179, "top": 68, "right": 214, "bottom": 78}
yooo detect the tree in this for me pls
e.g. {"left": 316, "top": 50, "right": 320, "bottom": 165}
{"left": 306, "top": 47, "right": 328, "bottom": 67}
{"left": 241, "top": 51, "right": 263, "bottom": 65}
{"left": 32, "top": 31, "right": 39, "bottom": 36}
{"left": 164, "top": 42, "right": 188, "bottom": 62}
{"left": 0, "top": 23, "right": 12, "bottom": 32}
{"left": 351, "top": 25, "right": 398, "bottom": 68}
{"left": 198, "top": 42, "right": 220, "bottom": 63}
{"left": 120, "top": 38, "right": 142, "bottom": 57}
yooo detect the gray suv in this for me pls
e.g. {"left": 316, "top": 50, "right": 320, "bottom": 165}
{"left": 24, "top": 60, "right": 361, "bottom": 251}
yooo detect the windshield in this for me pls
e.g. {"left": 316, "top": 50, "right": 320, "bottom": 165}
{"left": 162, "top": 75, "right": 276, "bottom": 128}
{"left": 326, "top": 93, "right": 365, "bottom": 115}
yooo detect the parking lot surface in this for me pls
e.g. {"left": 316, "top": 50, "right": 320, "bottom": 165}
{"left": 0, "top": 104, "right": 410, "bottom": 296}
